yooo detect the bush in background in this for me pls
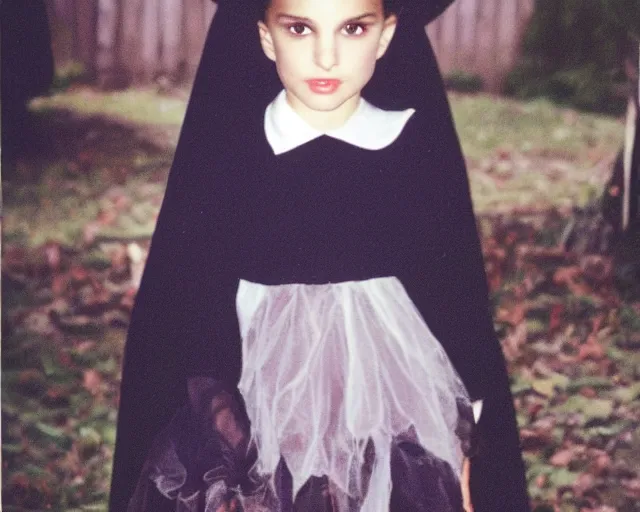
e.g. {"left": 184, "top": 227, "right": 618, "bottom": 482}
{"left": 505, "top": 0, "right": 638, "bottom": 114}
{"left": 444, "top": 70, "right": 484, "bottom": 94}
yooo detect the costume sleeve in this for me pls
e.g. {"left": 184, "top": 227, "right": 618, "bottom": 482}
{"left": 398, "top": 121, "right": 530, "bottom": 512}
{"left": 108, "top": 147, "right": 242, "bottom": 511}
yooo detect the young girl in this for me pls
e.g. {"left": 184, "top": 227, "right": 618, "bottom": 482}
{"left": 109, "top": 1, "right": 530, "bottom": 511}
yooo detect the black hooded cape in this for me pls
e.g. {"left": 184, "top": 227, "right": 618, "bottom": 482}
{"left": 109, "top": 1, "right": 531, "bottom": 511}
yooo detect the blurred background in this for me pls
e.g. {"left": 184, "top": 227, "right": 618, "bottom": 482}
{"left": 2, "top": 0, "right": 640, "bottom": 510}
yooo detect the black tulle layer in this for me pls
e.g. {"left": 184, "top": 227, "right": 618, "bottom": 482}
{"left": 127, "top": 378, "right": 474, "bottom": 512}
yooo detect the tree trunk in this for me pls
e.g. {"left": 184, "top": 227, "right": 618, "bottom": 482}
{"left": 564, "top": 40, "right": 639, "bottom": 259}
{"left": 623, "top": 42, "right": 639, "bottom": 229}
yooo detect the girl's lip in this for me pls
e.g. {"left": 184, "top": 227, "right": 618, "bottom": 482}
{"left": 306, "top": 79, "right": 342, "bottom": 93}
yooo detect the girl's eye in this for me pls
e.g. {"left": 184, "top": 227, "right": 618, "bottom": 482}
{"left": 343, "top": 23, "right": 366, "bottom": 36}
{"left": 288, "top": 23, "right": 311, "bottom": 36}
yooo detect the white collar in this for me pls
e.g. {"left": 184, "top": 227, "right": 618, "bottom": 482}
{"left": 264, "top": 89, "right": 416, "bottom": 155}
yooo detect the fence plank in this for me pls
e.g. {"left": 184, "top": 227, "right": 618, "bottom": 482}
{"left": 159, "top": 0, "right": 182, "bottom": 79}
{"left": 140, "top": 0, "right": 160, "bottom": 83}
{"left": 426, "top": 15, "right": 441, "bottom": 62}
{"left": 74, "top": 0, "right": 97, "bottom": 72}
{"left": 120, "top": 0, "right": 143, "bottom": 84}
{"left": 47, "top": 0, "right": 73, "bottom": 69}
{"left": 458, "top": 0, "right": 479, "bottom": 71}
{"left": 479, "top": 0, "right": 500, "bottom": 91}
{"left": 440, "top": 4, "right": 459, "bottom": 72}
{"left": 519, "top": 0, "right": 536, "bottom": 22}
{"left": 96, "top": 0, "right": 120, "bottom": 85}
{"left": 496, "top": 0, "right": 518, "bottom": 82}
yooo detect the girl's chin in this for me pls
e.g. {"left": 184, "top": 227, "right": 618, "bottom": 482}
{"left": 297, "top": 93, "right": 356, "bottom": 112}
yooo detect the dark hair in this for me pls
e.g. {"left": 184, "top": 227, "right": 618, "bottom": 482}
{"left": 259, "top": 0, "right": 399, "bottom": 19}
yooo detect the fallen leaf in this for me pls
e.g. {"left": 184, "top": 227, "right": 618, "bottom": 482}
{"left": 103, "top": 310, "right": 129, "bottom": 328}
{"left": 532, "top": 373, "right": 570, "bottom": 397}
{"left": 622, "top": 478, "right": 640, "bottom": 499}
{"left": 77, "top": 149, "right": 96, "bottom": 171}
{"left": 547, "top": 468, "right": 581, "bottom": 489}
{"left": 534, "top": 473, "right": 548, "bottom": 488}
{"left": 83, "top": 221, "right": 101, "bottom": 246}
{"left": 97, "top": 208, "right": 118, "bottom": 226}
{"left": 579, "top": 255, "right": 613, "bottom": 286}
{"left": 520, "top": 427, "right": 554, "bottom": 450}
{"left": 72, "top": 266, "right": 91, "bottom": 283}
{"left": 51, "top": 313, "right": 102, "bottom": 335}
{"left": 611, "top": 459, "right": 637, "bottom": 478}
{"left": 613, "top": 382, "right": 640, "bottom": 403}
{"left": 17, "top": 369, "right": 47, "bottom": 395}
{"left": 550, "top": 448, "right": 574, "bottom": 467}
{"left": 589, "top": 452, "right": 612, "bottom": 476}
{"left": 519, "top": 246, "right": 574, "bottom": 268}
{"left": 581, "top": 399, "right": 614, "bottom": 420}
{"left": 43, "top": 386, "right": 71, "bottom": 408}
{"left": 553, "top": 266, "right": 593, "bottom": 295}
{"left": 579, "top": 387, "right": 597, "bottom": 398}
{"left": 51, "top": 274, "right": 68, "bottom": 297}
{"left": 497, "top": 303, "right": 527, "bottom": 326}
{"left": 578, "top": 335, "right": 605, "bottom": 361}
{"left": 2, "top": 245, "right": 28, "bottom": 272}
{"left": 590, "top": 313, "right": 607, "bottom": 334}
{"left": 75, "top": 340, "right": 97, "bottom": 354}
{"left": 57, "top": 351, "right": 73, "bottom": 367}
{"left": 566, "top": 377, "right": 614, "bottom": 393}
{"left": 572, "top": 472, "right": 596, "bottom": 498}
{"left": 109, "top": 244, "right": 129, "bottom": 272}
{"left": 76, "top": 288, "right": 114, "bottom": 315}
{"left": 548, "top": 303, "right": 565, "bottom": 332}
{"left": 24, "top": 311, "right": 57, "bottom": 337}
{"left": 82, "top": 369, "right": 102, "bottom": 396}
{"left": 112, "top": 193, "right": 132, "bottom": 211}
{"left": 502, "top": 323, "right": 527, "bottom": 361}
{"left": 43, "top": 241, "right": 62, "bottom": 272}
{"left": 119, "top": 288, "right": 137, "bottom": 312}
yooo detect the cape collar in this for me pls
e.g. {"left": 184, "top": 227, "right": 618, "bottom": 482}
{"left": 264, "top": 89, "right": 416, "bottom": 155}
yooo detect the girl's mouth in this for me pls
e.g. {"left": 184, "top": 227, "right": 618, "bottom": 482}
{"left": 306, "top": 79, "right": 342, "bottom": 94}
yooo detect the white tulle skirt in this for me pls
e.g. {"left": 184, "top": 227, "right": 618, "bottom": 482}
{"left": 236, "top": 276, "right": 470, "bottom": 512}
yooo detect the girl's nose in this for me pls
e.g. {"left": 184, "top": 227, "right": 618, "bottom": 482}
{"left": 314, "top": 37, "right": 338, "bottom": 71}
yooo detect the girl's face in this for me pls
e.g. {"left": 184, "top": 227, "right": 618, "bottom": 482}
{"left": 258, "top": 0, "right": 397, "bottom": 130}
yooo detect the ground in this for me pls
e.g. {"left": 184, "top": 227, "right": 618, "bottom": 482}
{"left": 2, "top": 86, "right": 639, "bottom": 512}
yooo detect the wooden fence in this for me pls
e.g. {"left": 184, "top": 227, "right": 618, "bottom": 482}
{"left": 427, "top": 0, "right": 536, "bottom": 92}
{"left": 46, "top": 0, "right": 534, "bottom": 91}
{"left": 47, "top": 0, "right": 217, "bottom": 86}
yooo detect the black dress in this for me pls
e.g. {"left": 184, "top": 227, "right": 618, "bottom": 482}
{"left": 123, "top": 111, "right": 482, "bottom": 511}
{"left": 109, "top": 2, "right": 531, "bottom": 511}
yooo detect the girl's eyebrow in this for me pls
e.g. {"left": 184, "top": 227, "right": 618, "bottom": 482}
{"left": 275, "top": 12, "right": 379, "bottom": 24}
